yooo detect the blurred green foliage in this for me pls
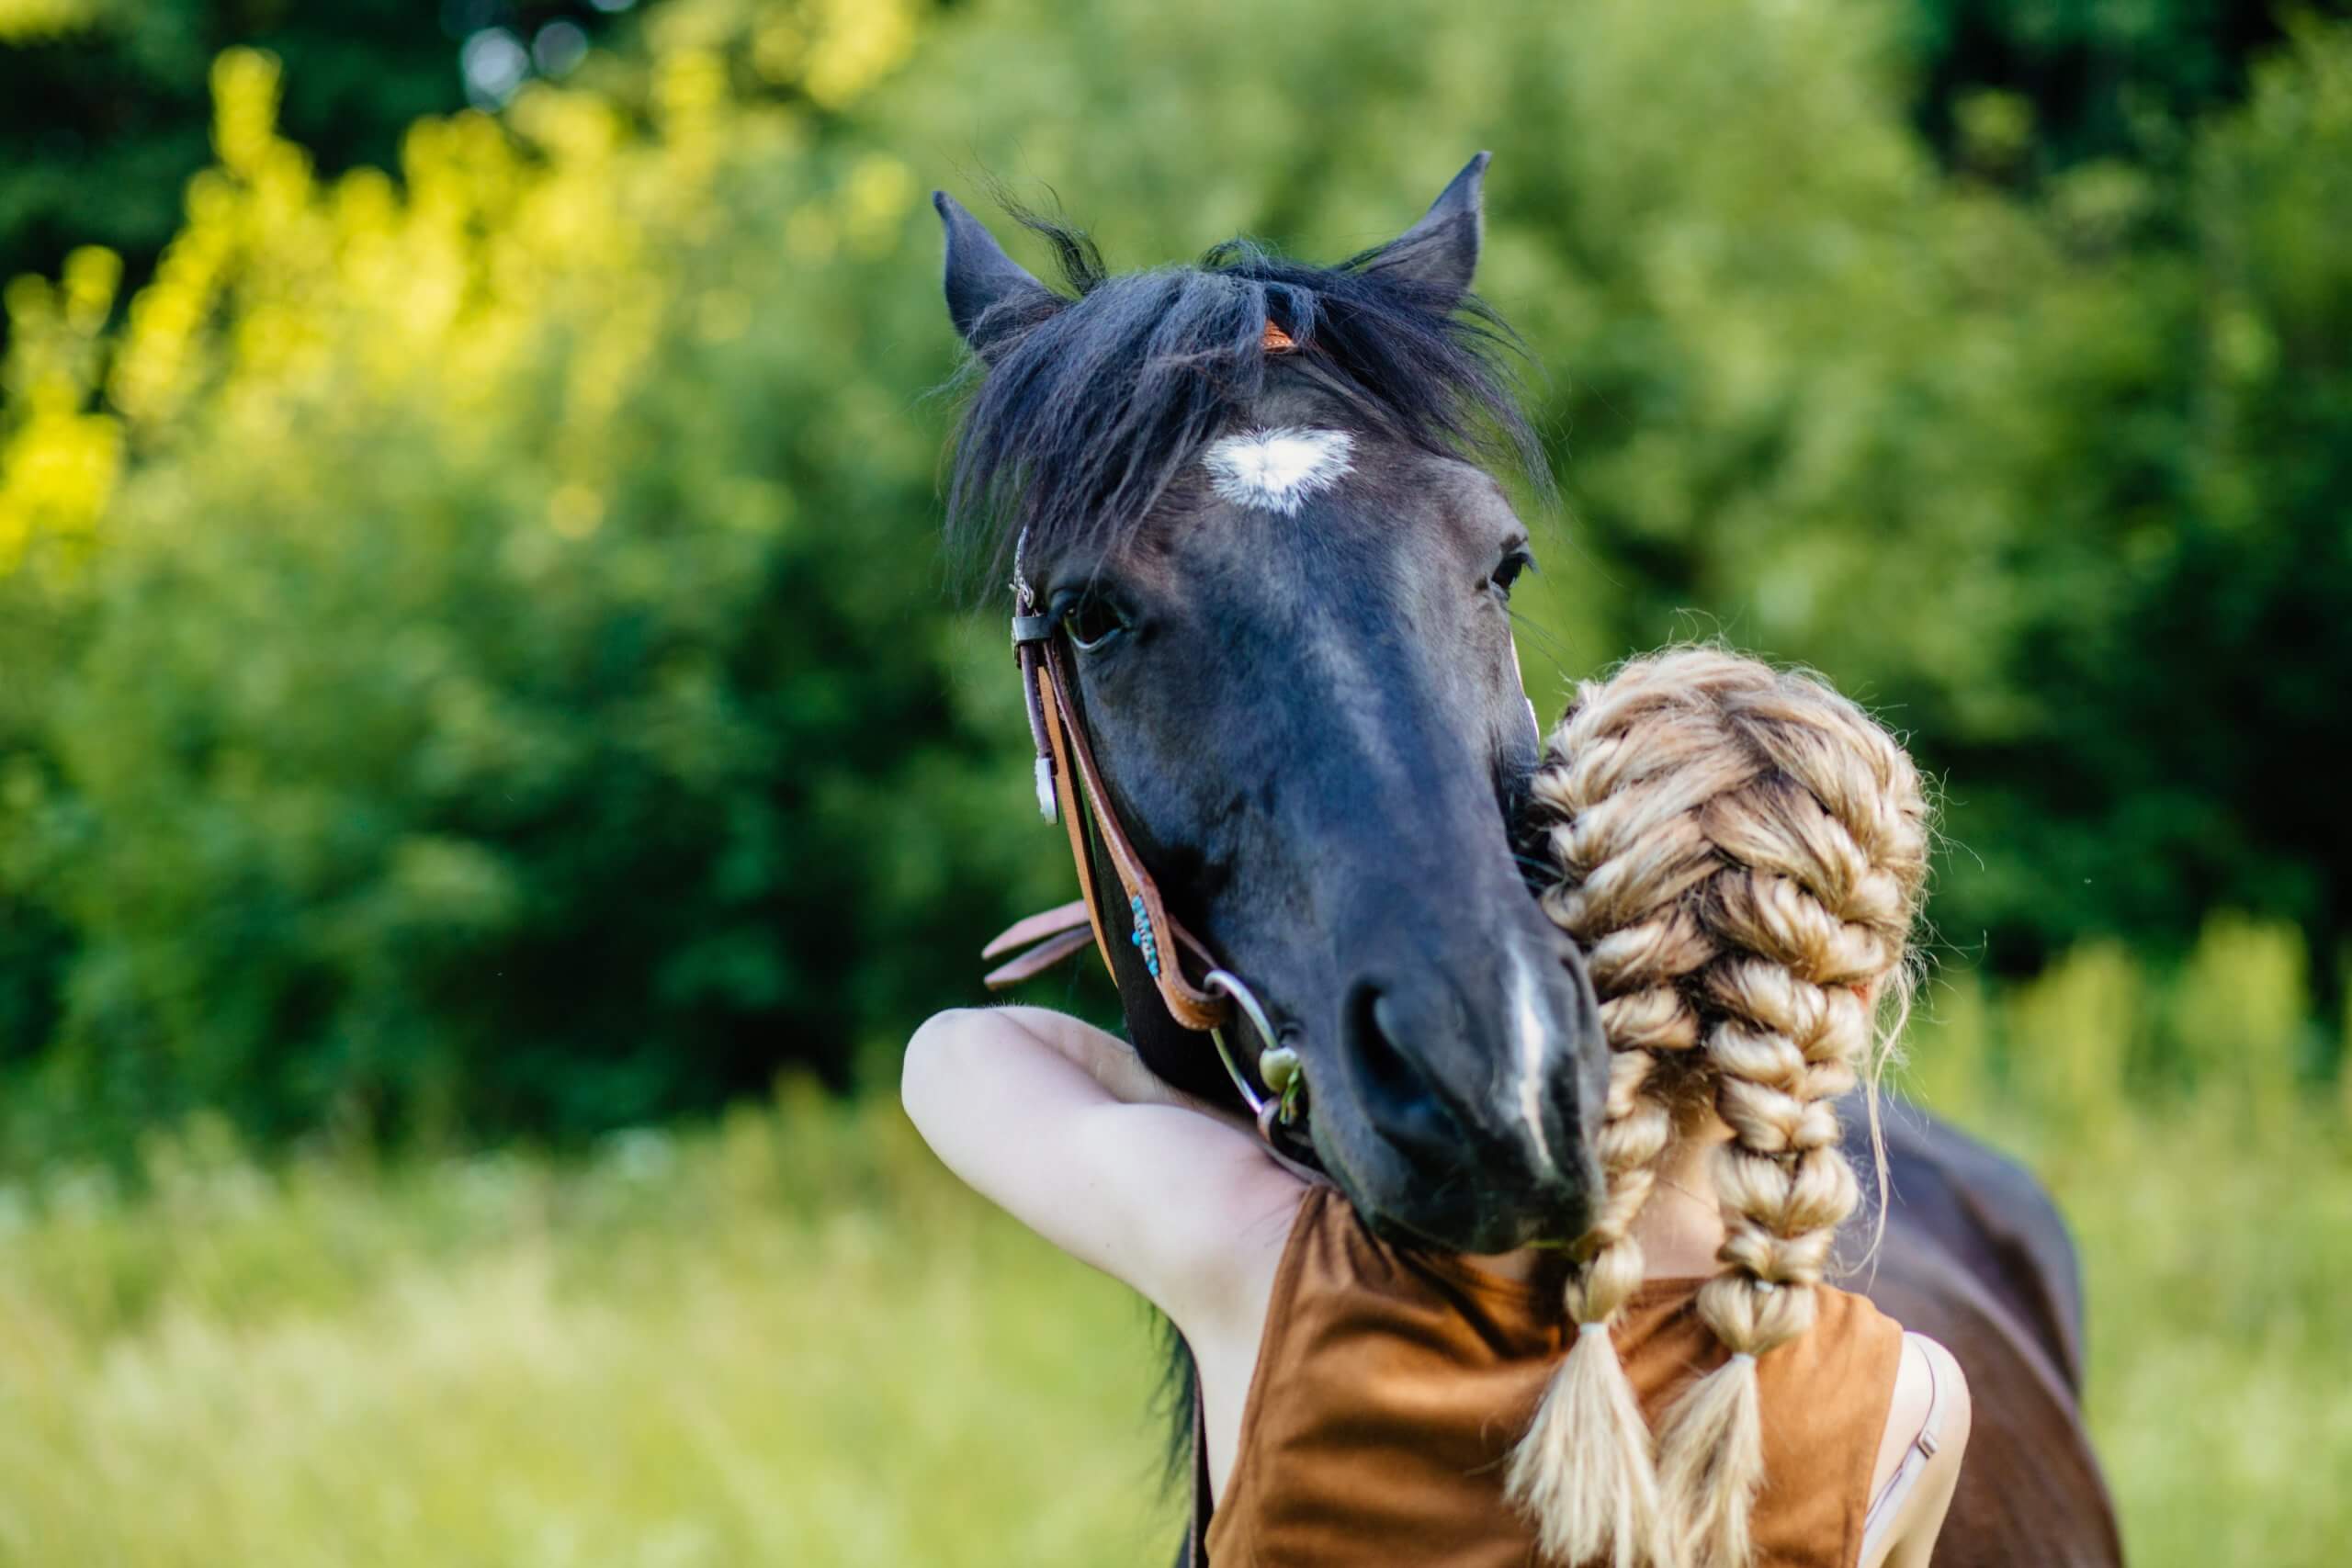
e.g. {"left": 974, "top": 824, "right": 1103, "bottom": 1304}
{"left": 1471, "top": 6, "right": 2352, "bottom": 994}
{"left": 1905, "top": 0, "right": 2349, "bottom": 173}
{"left": 0, "top": 9, "right": 1056, "bottom": 1157}
{"left": 6, "top": 0, "right": 2339, "bottom": 306}
{"left": 1, "top": 0, "right": 2348, "bottom": 1156}
{"left": 0, "top": 1086, "right": 1187, "bottom": 1564}
{"left": 0, "top": 0, "right": 633, "bottom": 305}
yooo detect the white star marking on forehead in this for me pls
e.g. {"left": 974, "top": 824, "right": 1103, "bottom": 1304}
{"left": 1201, "top": 427, "right": 1355, "bottom": 516}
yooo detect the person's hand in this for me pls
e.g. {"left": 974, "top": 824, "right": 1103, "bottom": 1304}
{"left": 1008, "top": 1008, "right": 1256, "bottom": 1132}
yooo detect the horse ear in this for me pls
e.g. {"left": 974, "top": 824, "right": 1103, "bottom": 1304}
{"left": 1360, "top": 152, "right": 1489, "bottom": 310}
{"left": 934, "top": 191, "right": 1060, "bottom": 364}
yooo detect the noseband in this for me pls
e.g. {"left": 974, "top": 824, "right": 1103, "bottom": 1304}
{"left": 978, "top": 527, "right": 1307, "bottom": 1140}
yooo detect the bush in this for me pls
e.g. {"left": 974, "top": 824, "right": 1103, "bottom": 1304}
{"left": 0, "top": 29, "right": 1061, "bottom": 1156}
{"left": 2, "top": 0, "right": 2348, "bottom": 1158}
{"left": 0, "top": 0, "right": 636, "bottom": 309}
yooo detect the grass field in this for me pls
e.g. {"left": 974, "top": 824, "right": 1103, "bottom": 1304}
{"left": 1, "top": 926, "right": 2346, "bottom": 1566}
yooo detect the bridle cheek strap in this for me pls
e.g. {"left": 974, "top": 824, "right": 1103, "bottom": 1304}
{"left": 1030, "top": 638, "right": 1232, "bottom": 1032}
{"left": 985, "top": 626, "right": 1331, "bottom": 1150}
{"left": 987, "top": 318, "right": 1299, "bottom": 1032}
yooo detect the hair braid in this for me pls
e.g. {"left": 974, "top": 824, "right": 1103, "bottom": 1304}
{"left": 1505, "top": 670, "right": 1742, "bottom": 1567}
{"left": 1515, "top": 649, "right": 1929, "bottom": 1568}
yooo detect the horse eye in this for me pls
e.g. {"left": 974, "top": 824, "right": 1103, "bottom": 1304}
{"left": 1490, "top": 549, "right": 1536, "bottom": 600}
{"left": 1064, "top": 593, "right": 1128, "bottom": 651}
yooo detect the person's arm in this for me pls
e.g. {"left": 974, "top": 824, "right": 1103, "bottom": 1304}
{"left": 900, "top": 1005, "right": 1304, "bottom": 1337}
{"left": 988, "top": 1005, "right": 1250, "bottom": 1126}
{"left": 1869, "top": 1333, "right": 1973, "bottom": 1568}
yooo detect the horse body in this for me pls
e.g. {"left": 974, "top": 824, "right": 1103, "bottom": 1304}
{"left": 1849, "top": 1108, "right": 2124, "bottom": 1565}
{"left": 937, "top": 157, "right": 2121, "bottom": 1564}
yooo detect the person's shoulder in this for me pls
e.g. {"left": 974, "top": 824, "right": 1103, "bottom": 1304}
{"left": 1895, "top": 1332, "right": 1971, "bottom": 1442}
{"left": 1809, "top": 1279, "right": 1897, "bottom": 1325}
{"left": 1912, "top": 1332, "right": 1971, "bottom": 1450}
{"left": 1854, "top": 1332, "right": 1972, "bottom": 1566}
{"left": 1871, "top": 1331, "right": 1973, "bottom": 1506}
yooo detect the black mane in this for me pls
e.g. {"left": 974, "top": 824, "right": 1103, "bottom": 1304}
{"left": 942, "top": 211, "right": 1547, "bottom": 596}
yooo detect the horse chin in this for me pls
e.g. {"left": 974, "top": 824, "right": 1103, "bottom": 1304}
{"left": 1307, "top": 1117, "right": 1594, "bottom": 1256}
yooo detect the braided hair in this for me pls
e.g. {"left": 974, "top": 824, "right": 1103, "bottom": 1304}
{"left": 1505, "top": 649, "right": 1931, "bottom": 1568}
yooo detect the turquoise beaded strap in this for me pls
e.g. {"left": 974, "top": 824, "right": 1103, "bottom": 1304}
{"left": 1128, "top": 894, "right": 1161, "bottom": 978}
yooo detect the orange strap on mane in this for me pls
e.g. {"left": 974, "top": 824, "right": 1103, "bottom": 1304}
{"left": 1261, "top": 319, "right": 1297, "bottom": 352}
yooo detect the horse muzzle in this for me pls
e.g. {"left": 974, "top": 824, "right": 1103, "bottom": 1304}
{"left": 1306, "top": 939, "right": 1608, "bottom": 1253}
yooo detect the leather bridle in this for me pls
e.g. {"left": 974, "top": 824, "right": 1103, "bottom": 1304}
{"left": 978, "top": 526, "right": 1307, "bottom": 1139}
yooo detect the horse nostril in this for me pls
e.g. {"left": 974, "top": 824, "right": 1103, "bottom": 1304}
{"left": 1341, "top": 978, "right": 1479, "bottom": 1190}
{"left": 1347, "top": 984, "right": 1412, "bottom": 1100}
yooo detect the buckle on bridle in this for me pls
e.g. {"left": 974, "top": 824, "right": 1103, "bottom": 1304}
{"left": 1205, "top": 969, "right": 1304, "bottom": 1126}
{"left": 1010, "top": 530, "right": 1062, "bottom": 823}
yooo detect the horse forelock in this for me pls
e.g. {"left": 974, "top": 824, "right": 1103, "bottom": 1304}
{"left": 940, "top": 219, "right": 1547, "bottom": 598}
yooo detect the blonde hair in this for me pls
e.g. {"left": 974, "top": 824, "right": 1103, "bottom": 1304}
{"left": 1503, "top": 648, "right": 1931, "bottom": 1568}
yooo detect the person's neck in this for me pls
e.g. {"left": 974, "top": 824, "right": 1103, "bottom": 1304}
{"left": 1624, "top": 1118, "right": 1730, "bottom": 1278}
{"left": 1466, "top": 1114, "right": 1731, "bottom": 1284}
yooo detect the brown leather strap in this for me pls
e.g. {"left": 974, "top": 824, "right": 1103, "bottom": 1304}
{"left": 1038, "top": 647, "right": 1119, "bottom": 980}
{"left": 1000, "top": 316, "right": 1303, "bottom": 1043}
{"left": 980, "top": 900, "right": 1092, "bottom": 961}
{"left": 1037, "top": 641, "right": 1232, "bottom": 1032}
{"left": 981, "top": 925, "right": 1096, "bottom": 988}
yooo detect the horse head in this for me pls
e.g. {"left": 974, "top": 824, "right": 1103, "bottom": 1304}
{"left": 936, "top": 156, "right": 1606, "bottom": 1251}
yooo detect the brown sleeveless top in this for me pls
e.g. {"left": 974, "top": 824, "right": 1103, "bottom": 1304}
{"left": 1206, "top": 1185, "right": 1905, "bottom": 1568}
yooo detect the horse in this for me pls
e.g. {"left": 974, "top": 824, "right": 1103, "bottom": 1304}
{"left": 933, "top": 155, "right": 2123, "bottom": 1566}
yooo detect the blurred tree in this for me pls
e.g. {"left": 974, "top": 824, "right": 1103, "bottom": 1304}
{"left": 1942, "top": 21, "right": 2352, "bottom": 1016}
{"left": 0, "top": 0, "right": 633, "bottom": 322}
{"left": 2, "top": 0, "right": 2347, "bottom": 1158}
{"left": 1903, "top": 0, "right": 2352, "bottom": 175}
{"left": 5, "top": 0, "right": 2335, "bottom": 336}
{"left": 0, "top": 11, "right": 1044, "bottom": 1157}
